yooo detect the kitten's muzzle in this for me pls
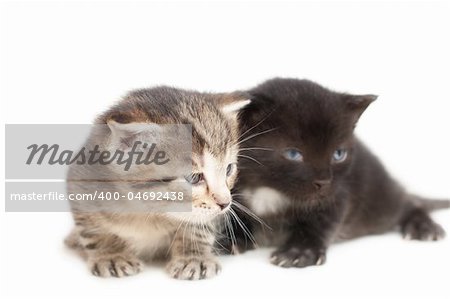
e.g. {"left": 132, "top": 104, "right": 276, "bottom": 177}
{"left": 212, "top": 193, "right": 231, "bottom": 210}
{"left": 217, "top": 202, "right": 230, "bottom": 210}
{"left": 313, "top": 179, "right": 331, "bottom": 191}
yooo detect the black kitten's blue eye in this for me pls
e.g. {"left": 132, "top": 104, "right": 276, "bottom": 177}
{"left": 185, "top": 173, "right": 204, "bottom": 185}
{"left": 283, "top": 148, "right": 303, "bottom": 161}
{"left": 332, "top": 149, "right": 348, "bottom": 163}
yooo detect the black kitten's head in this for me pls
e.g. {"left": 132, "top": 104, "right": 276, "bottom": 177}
{"left": 239, "top": 78, "right": 376, "bottom": 203}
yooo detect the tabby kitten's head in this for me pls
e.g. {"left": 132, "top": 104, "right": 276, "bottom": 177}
{"left": 98, "top": 87, "right": 250, "bottom": 222}
{"left": 240, "top": 78, "right": 376, "bottom": 204}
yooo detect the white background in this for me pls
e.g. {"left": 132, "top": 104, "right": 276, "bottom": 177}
{"left": 1, "top": 1, "right": 449, "bottom": 298}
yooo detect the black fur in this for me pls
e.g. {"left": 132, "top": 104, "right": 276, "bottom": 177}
{"left": 221, "top": 78, "right": 449, "bottom": 268}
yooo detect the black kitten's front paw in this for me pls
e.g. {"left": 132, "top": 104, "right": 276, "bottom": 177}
{"left": 270, "top": 247, "right": 326, "bottom": 268}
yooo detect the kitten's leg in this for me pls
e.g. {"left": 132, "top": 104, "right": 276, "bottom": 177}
{"left": 400, "top": 208, "right": 445, "bottom": 241}
{"left": 216, "top": 210, "right": 256, "bottom": 255}
{"left": 68, "top": 214, "right": 143, "bottom": 278}
{"left": 270, "top": 208, "right": 339, "bottom": 268}
{"left": 166, "top": 224, "right": 221, "bottom": 280}
{"left": 82, "top": 232, "right": 144, "bottom": 278}
{"left": 270, "top": 225, "right": 328, "bottom": 268}
{"left": 64, "top": 227, "right": 82, "bottom": 249}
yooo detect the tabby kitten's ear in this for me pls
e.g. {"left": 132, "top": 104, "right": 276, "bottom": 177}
{"left": 216, "top": 92, "right": 252, "bottom": 117}
{"left": 106, "top": 114, "right": 160, "bottom": 150}
{"left": 344, "top": 94, "right": 378, "bottom": 125}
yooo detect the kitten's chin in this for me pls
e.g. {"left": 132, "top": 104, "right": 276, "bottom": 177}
{"left": 165, "top": 209, "right": 222, "bottom": 223}
{"left": 302, "top": 192, "right": 331, "bottom": 204}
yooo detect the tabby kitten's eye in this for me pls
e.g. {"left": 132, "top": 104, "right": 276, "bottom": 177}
{"left": 226, "top": 163, "right": 236, "bottom": 177}
{"left": 283, "top": 148, "right": 303, "bottom": 161}
{"left": 185, "top": 173, "right": 204, "bottom": 185}
{"left": 332, "top": 149, "right": 348, "bottom": 163}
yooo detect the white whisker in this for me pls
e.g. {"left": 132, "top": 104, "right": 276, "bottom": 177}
{"left": 166, "top": 217, "right": 187, "bottom": 256}
{"left": 236, "top": 127, "right": 278, "bottom": 146}
{"left": 238, "top": 109, "right": 277, "bottom": 142}
{"left": 225, "top": 213, "right": 237, "bottom": 249}
{"left": 231, "top": 201, "right": 272, "bottom": 230}
{"left": 238, "top": 154, "right": 263, "bottom": 166}
{"left": 229, "top": 208, "right": 258, "bottom": 247}
{"left": 239, "top": 147, "right": 274, "bottom": 152}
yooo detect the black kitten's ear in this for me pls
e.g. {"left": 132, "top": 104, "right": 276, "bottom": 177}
{"left": 346, "top": 94, "right": 377, "bottom": 110}
{"left": 344, "top": 94, "right": 378, "bottom": 124}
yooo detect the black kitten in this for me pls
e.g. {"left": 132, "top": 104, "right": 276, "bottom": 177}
{"left": 223, "top": 78, "right": 449, "bottom": 268}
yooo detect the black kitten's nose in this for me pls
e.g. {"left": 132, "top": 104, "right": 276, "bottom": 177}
{"left": 313, "top": 179, "right": 331, "bottom": 190}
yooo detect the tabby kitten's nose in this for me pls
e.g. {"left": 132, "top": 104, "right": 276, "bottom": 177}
{"left": 212, "top": 193, "right": 231, "bottom": 210}
{"left": 313, "top": 179, "right": 331, "bottom": 190}
{"left": 217, "top": 202, "right": 230, "bottom": 210}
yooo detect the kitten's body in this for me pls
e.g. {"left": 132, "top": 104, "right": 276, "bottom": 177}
{"left": 66, "top": 86, "right": 249, "bottom": 279}
{"left": 225, "top": 78, "right": 449, "bottom": 267}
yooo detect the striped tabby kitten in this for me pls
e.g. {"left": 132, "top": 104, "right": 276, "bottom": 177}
{"left": 65, "top": 86, "right": 250, "bottom": 280}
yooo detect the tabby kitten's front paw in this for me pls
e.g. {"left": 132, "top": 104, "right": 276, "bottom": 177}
{"left": 89, "top": 254, "right": 143, "bottom": 278}
{"left": 167, "top": 256, "right": 221, "bottom": 280}
{"left": 270, "top": 247, "right": 326, "bottom": 268}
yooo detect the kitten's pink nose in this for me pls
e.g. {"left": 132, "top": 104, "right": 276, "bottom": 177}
{"left": 313, "top": 179, "right": 331, "bottom": 190}
{"left": 217, "top": 202, "right": 230, "bottom": 210}
{"left": 212, "top": 193, "right": 231, "bottom": 210}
